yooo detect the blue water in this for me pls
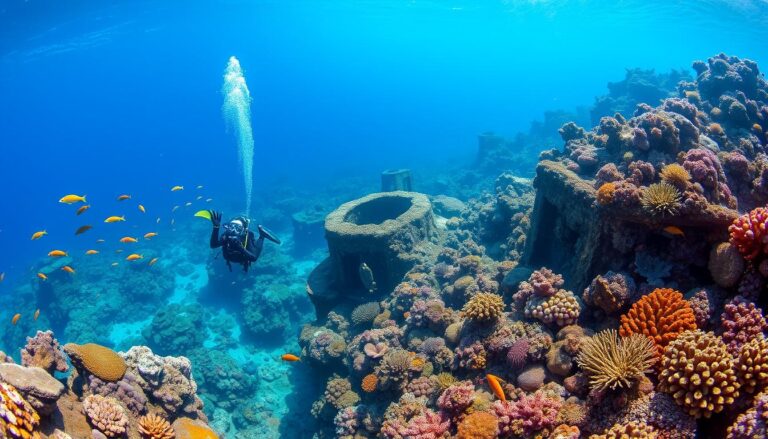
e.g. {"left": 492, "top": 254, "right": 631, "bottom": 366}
{"left": 1, "top": 0, "right": 768, "bottom": 436}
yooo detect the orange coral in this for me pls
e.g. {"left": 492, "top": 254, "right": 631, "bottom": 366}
{"left": 709, "top": 122, "right": 724, "bottom": 135}
{"left": 0, "top": 382, "right": 41, "bottom": 439}
{"left": 411, "top": 356, "right": 425, "bottom": 370}
{"left": 753, "top": 123, "right": 763, "bottom": 133}
{"left": 659, "top": 163, "right": 691, "bottom": 188}
{"left": 138, "top": 413, "right": 174, "bottom": 439}
{"left": 596, "top": 182, "right": 616, "bottom": 206}
{"left": 456, "top": 411, "right": 498, "bottom": 439}
{"left": 619, "top": 288, "right": 696, "bottom": 359}
{"left": 63, "top": 343, "right": 126, "bottom": 382}
{"left": 361, "top": 374, "right": 378, "bottom": 393}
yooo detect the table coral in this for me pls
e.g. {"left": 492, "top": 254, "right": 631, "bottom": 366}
{"left": 20, "top": 330, "right": 68, "bottom": 375}
{"left": 82, "top": 395, "right": 128, "bottom": 438}
{"left": 619, "top": 288, "right": 697, "bottom": 359}
{"left": 658, "top": 330, "right": 740, "bottom": 418}
{"left": 63, "top": 343, "right": 126, "bottom": 382}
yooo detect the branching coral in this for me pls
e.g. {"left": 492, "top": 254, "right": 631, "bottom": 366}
{"left": 590, "top": 421, "right": 659, "bottom": 439}
{"left": 727, "top": 391, "right": 768, "bottom": 439}
{"left": 576, "top": 329, "right": 655, "bottom": 392}
{"left": 619, "top": 288, "right": 697, "bottom": 358}
{"left": 729, "top": 206, "right": 768, "bottom": 260}
{"left": 735, "top": 337, "right": 768, "bottom": 395}
{"left": 658, "top": 330, "right": 740, "bottom": 418}
{"left": 461, "top": 292, "right": 505, "bottom": 321}
{"left": 493, "top": 391, "right": 561, "bottom": 438}
{"left": 720, "top": 297, "right": 768, "bottom": 356}
{"left": 641, "top": 182, "right": 681, "bottom": 217}
{"left": 524, "top": 289, "right": 581, "bottom": 327}
{"left": 82, "top": 395, "right": 129, "bottom": 437}
{"left": 436, "top": 380, "right": 474, "bottom": 414}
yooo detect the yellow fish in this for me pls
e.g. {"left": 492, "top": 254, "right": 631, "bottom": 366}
{"left": 76, "top": 205, "right": 91, "bottom": 215}
{"left": 117, "top": 194, "right": 131, "bottom": 201}
{"left": 171, "top": 185, "right": 184, "bottom": 192}
{"left": 194, "top": 210, "right": 212, "bottom": 220}
{"left": 31, "top": 230, "right": 47, "bottom": 240}
{"left": 144, "top": 232, "right": 158, "bottom": 239}
{"left": 48, "top": 250, "right": 67, "bottom": 257}
{"left": 104, "top": 216, "right": 126, "bottom": 223}
{"left": 120, "top": 237, "right": 138, "bottom": 243}
{"left": 138, "top": 204, "right": 146, "bottom": 213}
{"left": 85, "top": 250, "right": 99, "bottom": 255}
{"left": 61, "top": 265, "right": 75, "bottom": 274}
{"left": 37, "top": 273, "right": 47, "bottom": 281}
{"left": 11, "top": 313, "right": 21, "bottom": 325}
{"left": 148, "top": 257, "right": 159, "bottom": 266}
{"left": 34, "top": 309, "right": 40, "bottom": 321}
{"left": 126, "top": 253, "right": 143, "bottom": 261}
{"left": 663, "top": 226, "right": 685, "bottom": 237}
{"left": 59, "top": 194, "right": 87, "bottom": 204}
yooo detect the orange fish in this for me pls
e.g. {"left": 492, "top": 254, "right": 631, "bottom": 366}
{"left": 138, "top": 204, "right": 146, "bottom": 213}
{"left": 34, "top": 309, "right": 40, "bottom": 321}
{"left": 281, "top": 354, "right": 301, "bottom": 362}
{"left": 85, "top": 250, "right": 99, "bottom": 255}
{"left": 486, "top": 374, "right": 506, "bottom": 402}
{"left": 120, "top": 237, "right": 138, "bottom": 243}
{"left": 148, "top": 257, "right": 159, "bottom": 266}
{"left": 76, "top": 205, "right": 91, "bottom": 215}
{"left": 117, "top": 194, "right": 131, "bottom": 201}
{"left": 37, "top": 273, "right": 47, "bottom": 281}
{"left": 11, "top": 313, "right": 21, "bottom": 325}
{"left": 75, "top": 225, "right": 93, "bottom": 235}
{"left": 62, "top": 266, "right": 75, "bottom": 274}
{"left": 48, "top": 250, "right": 67, "bottom": 257}
{"left": 126, "top": 254, "right": 143, "bottom": 261}
{"left": 31, "top": 230, "right": 47, "bottom": 240}
{"left": 144, "top": 232, "right": 158, "bottom": 239}
{"left": 663, "top": 226, "right": 685, "bottom": 237}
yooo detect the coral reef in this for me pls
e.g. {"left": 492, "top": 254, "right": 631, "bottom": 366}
{"left": 20, "top": 331, "right": 68, "bottom": 375}
{"left": 576, "top": 329, "right": 655, "bottom": 392}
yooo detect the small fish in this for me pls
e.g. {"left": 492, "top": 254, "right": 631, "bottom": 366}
{"left": 171, "top": 185, "right": 184, "bottom": 192}
{"left": 170, "top": 219, "right": 175, "bottom": 226}
{"left": 138, "top": 204, "right": 146, "bottom": 213}
{"left": 196, "top": 185, "right": 204, "bottom": 189}
{"left": 144, "top": 232, "right": 158, "bottom": 239}
{"left": 156, "top": 217, "right": 161, "bottom": 224}
{"left": 663, "top": 226, "right": 685, "bottom": 237}
{"left": 358, "top": 262, "right": 377, "bottom": 294}
{"left": 0, "top": 272, "right": 4, "bottom": 282}
{"left": 11, "top": 313, "right": 21, "bottom": 325}
{"left": 205, "top": 198, "right": 213, "bottom": 202}
{"left": 59, "top": 194, "right": 87, "bottom": 204}
{"left": 115, "top": 249, "right": 124, "bottom": 253}
{"left": 185, "top": 202, "right": 192, "bottom": 207}
{"left": 96, "top": 239, "right": 106, "bottom": 243}
{"left": 196, "top": 195, "right": 203, "bottom": 200}
{"left": 76, "top": 205, "right": 91, "bottom": 215}
{"left": 111, "top": 262, "right": 119, "bottom": 267}
{"left": 117, "top": 194, "right": 131, "bottom": 201}
{"left": 119, "top": 236, "right": 138, "bottom": 243}
{"left": 148, "top": 257, "right": 159, "bottom": 266}
{"left": 486, "top": 374, "right": 506, "bottom": 402}
{"left": 281, "top": 354, "right": 301, "bottom": 362}
{"left": 31, "top": 230, "right": 48, "bottom": 240}
{"left": 37, "top": 273, "right": 47, "bottom": 281}
{"left": 48, "top": 250, "right": 67, "bottom": 257}
{"left": 33, "top": 309, "right": 40, "bottom": 321}
{"left": 104, "top": 216, "right": 126, "bottom": 223}
{"left": 85, "top": 250, "right": 99, "bottom": 255}
{"left": 172, "top": 205, "right": 180, "bottom": 212}
{"left": 62, "top": 265, "right": 75, "bottom": 274}
{"left": 126, "top": 253, "right": 143, "bottom": 261}
{"left": 75, "top": 225, "right": 93, "bottom": 235}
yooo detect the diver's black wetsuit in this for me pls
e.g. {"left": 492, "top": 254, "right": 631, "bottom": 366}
{"left": 210, "top": 226, "right": 264, "bottom": 272}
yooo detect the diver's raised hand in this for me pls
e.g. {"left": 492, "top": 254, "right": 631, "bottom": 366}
{"left": 210, "top": 210, "right": 222, "bottom": 227}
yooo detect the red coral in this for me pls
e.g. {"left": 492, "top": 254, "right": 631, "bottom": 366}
{"left": 493, "top": 391, "right": 561, "bottom": 438}
{"left": 729, "top": 206, "right": 768, "bottom": 260}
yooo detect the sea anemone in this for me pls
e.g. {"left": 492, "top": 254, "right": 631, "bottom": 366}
{"left": 641, "top": 182, "right": 680, "bottom": 217}
{"left": 659, "top": 163, "right": 691, "bottom": 188}
{"left": 576, "top": 329, "right": 655, "bottom": 392}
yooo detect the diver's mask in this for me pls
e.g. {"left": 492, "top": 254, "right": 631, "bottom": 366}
{"left": 224, "top": 219, "right": 246, "bottom": 236}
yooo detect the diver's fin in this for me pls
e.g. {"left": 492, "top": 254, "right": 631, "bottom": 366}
{"left": 258, "top": 225, "right": 281, "bottom": 245}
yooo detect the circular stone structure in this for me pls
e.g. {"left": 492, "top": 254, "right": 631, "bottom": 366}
{"left": 308, "top": 191, "right": 435, "bottom": 314}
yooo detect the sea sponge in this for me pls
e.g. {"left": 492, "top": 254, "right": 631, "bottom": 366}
{"left": 735, "top": 338, "right": 768, "bottom": 395}
{"left": 461, "top": 292, "right": 505, "bottom": 321}
{"left": 708, "top": 242, "right": 745, "bottom": 288}
{"left": 0, "top": 382, "right": 41, "bottom": 439}
{"left": 619, "top": 288, "right": 697, "bottom": 359}
{"left": 360, "top": 374, "right": 377, "bottom": 393}
{"left": 659, "top": 163, "right": 691, "bottom": 188}
{"left": 138, "top": 413, "right": 174, "bottom": 439}
{"left": 582, "top": 271, "right": 635, "bottom": 314}
{"left": 82, "top": 395, "right": 128, "bottom": 437}
{"left": 641, "top": 182, "right": 681, "bottom": 217}
{"left": 658, "top": 330, "right": 740, "bottom": 418}
{"left": 351, "top": 302, "right": 381, "bottom": 326}
{"left": 576, "top": 329, "right": 655, "bottom": 392}
{"left": 596, "top": 182, "right": 616, "bottom": 206}
{"left": 20, "top": 330, "right": 68, "bottom": 375}
{"left": 456, "top": 411, "right": 498, "bottom": 439}
{"left": 591, "top": 421, "right": 659, "bottom": 438}
{"left": 63, "top": 343, "right": 127, "bottom": 382}
{"left": 729, "top": 207, "right": 768, "bottom": 260}
{"left": 524, "top": 289, "right": 581, "bottom": 327}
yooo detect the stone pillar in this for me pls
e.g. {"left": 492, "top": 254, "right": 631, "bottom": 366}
{"left": 381, "top": 169, "right": 413, "bottom": 192}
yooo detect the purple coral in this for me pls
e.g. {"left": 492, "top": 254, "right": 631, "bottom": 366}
{"left": 720, "top": 297, "right": 768, "bottom": 355}
{"left": 506, "top": 338, "right": 530, "bottom": 370}
{"left": 682, "top": 148, "right": 734, "bottom": 205}
{"left": 436, "top": 380, "right": 474, "bottom": 414}
{"left": 86, "top": 373, "right": 148, "bottom": 416}
{"left": 20, "top": 330, "right": 68, "bottom": 374}
{"left": 493, "top": 391, "right": 561, "bottom": 438}
{"left": 727, "top": 391, "right": 768, "bottom": 438}
{"left": 627, "top": 161, "right": 655, "bottom": 186}
{"left": 418, "top": 338, "right": 446, "bottom": 357}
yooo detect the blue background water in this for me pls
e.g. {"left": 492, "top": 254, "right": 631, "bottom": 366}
{"left": 1, "top": 0, "right": 768, "bottom": 324}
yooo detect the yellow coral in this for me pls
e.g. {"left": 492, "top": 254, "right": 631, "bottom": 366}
{"left": 433, "top": 372, "right": 457, "bottom": 392}
{"left": 63, "top": 343, "right": 126, "bottom": 382}
{"left": 577, "top": 329, "right": 655, "bottom": 392}
{"left": 138, "top": 413, "right": 174, "bottom": 439}
{"left": 659, "top": 163, "right": 691, "bottom": 188}
{"left": 0, "top": 382, "right": 41, "bottom": 439}
{"left": 735, "top": 337, "right": 768, "bottom": 395}
{"left": 641, "top": 182, "right": 680, "bottom": 217}
{"left": 709, "top": 122, "right": 724, "bottom": 135}
{"left": 461, "top": 292, "right": 505, "bottom": 322}
{"left": 172, "top": 418, "right": 218, "bottom": 439}
{"left": 361, "top": 374, "right": 377, "bottom": 393}
{"left": 596, "top": 183, "right": 616, "bottom": 206}
{"left": 456, "top": 411, "right": 498, "bottom": 439}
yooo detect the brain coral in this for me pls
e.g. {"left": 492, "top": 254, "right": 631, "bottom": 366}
{"left": 619, "top": 288, "right": 697, "bottom": 358}
{"left": 735, "top": 337, "right": 768, "bottom": 395}
{"left": 63, "top": 343, "right": 126, "bottom": 382}
{"left": 576, "top": 329, "right": 655, "bottom": 392}
{"left": 138, "top": 413, "right": 174, "bottom": 439}
{"left": 82, "top": 395, "right": 128, "bottom": 437}
{"left": 0, "top": 382, "right": 40, "bottom": 439}
{"left": 457, "top": 411, "right": 498, "bottom": 439}
{"left": 640, "top": 182, "right": 681, "bottom": 217}
{"left": 461, "top": 292, "right": 505, "bottom": 321}
{"left": 708, "top": 242, "right": 745, "bottom": 288}
{"left": 658, "top": 330, "right": 740, "bottom": 418}
{"left": 351, "top": 302, "right": 381, "bottom": 326}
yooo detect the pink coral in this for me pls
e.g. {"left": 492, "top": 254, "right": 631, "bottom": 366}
{"left": 403, "top": 410, "right": 450, "bottom": 438}
{"left": 20, "top": 330, "right": 68, "bottom": 375}
{"left": 82, "top": 395, "right": 128, "bottom": 437}
{"left": 514, "top": 268, "right": 564, "bottom": 304}
{"left": 493, "top": 391, "right": 561, "bottom": 438}
{"left": 729, "top": 206, "right": 768, "bottom": 260}
{"left": 720, "top": 297, "right": 768, "bottom": 356}
{"left": 436, "top": 380, "right": 474, "bottom": 414}
{"left": 363, "top": 342, "right": 388, "bottom": 359}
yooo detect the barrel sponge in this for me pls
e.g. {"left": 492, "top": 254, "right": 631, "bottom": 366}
{"left": 658, "top": 330, "right": 740, "bottom": 418}
{"left": 63, "top": 343, "right": 126, "bottom": 382}
{"left": 461, "top": 292, "right": 505, "bottom": 322}
{"left": 619, "top": 288, "right": 697, "bottom": 358}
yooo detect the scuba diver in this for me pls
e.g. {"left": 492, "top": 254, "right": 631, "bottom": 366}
{"left": 208, "top": 211, "right": 281, "bottom": 272}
